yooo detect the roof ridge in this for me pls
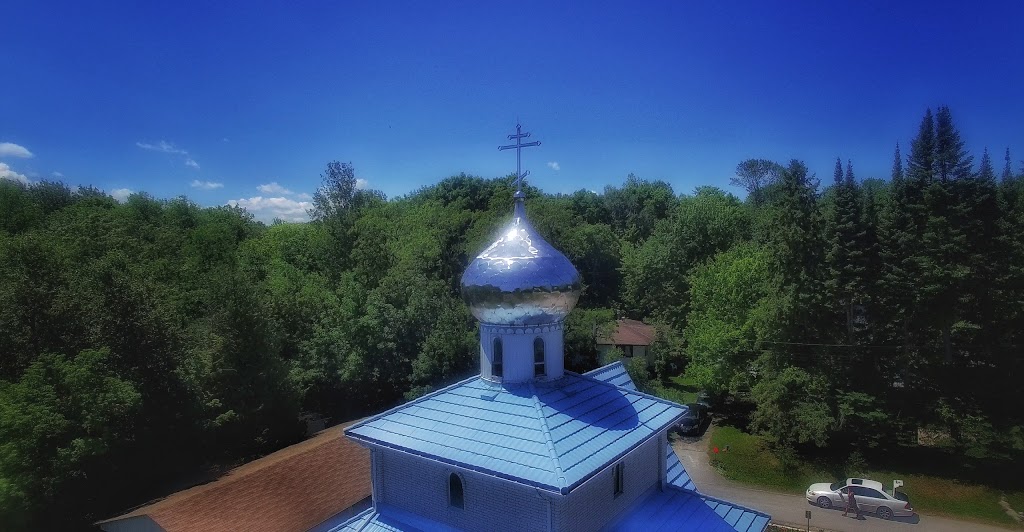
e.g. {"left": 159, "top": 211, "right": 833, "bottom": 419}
{"left": 568, "top": 368, "right": 689, "bottom": 411}
{"left": 527, "top": 380, "right": 567, "bottom": 493}
{"left": 582, "top": 360, "right": 626, "bottom": 376}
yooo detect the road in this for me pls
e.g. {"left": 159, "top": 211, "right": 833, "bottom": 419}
{"left": 671, "top": 429, "right": 1014, "bottom": 532}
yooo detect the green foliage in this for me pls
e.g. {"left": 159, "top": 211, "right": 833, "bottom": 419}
{"left": 600, "top": 347, "right": 652, "bottom": 393}
{"left": 684, "top": 243, "right": 780, "bottom": 394}
{"left": 750, "top": 364, "right": 834, "bottom": 448}
{"left": 2, "top": 105, "right": 1023, "bottom": 528}
{"left": 563, "top": 307, "right": 615, "bottom": 373}
{"left": 731, "top": 159, "right": 783, "bottom": 206}
{"left": 0, "top": 349, "right": 141, "bottom": 529}
{"left": 620, "top": 187, "right": 749, "bottom": 328}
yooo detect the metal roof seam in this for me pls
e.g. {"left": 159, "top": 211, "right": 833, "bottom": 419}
{"left": 385, "top": 408, "right": 544, "bottom": 444}
{"left": 568, "top": 369, "right": 692, "bottom": 411}
{"left": 352, "top": 423, "right": 550, "bottom": 467}
{"left": 527, "top": 380, "right": 568, "bottom": 491}
{"left": 345, "top": 375, "right": 483, "bottom": 434}
{"left": 346, "top": 434, "right": 564, "bottom": 494}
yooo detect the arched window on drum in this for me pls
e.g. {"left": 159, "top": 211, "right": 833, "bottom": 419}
{"left": 534, "top": 337, "right": 545, "bottom": 377}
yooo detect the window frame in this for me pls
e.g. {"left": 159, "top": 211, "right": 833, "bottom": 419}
{"left": 613, "top": 462, "right": 624, "bottom": 497}
{"left": 492, "top": 337, "right": 503, "bottom": 379}
{"left": 448, "top": 472, "right": 465, "bottom": 509}
{"left": 533, "top": 337, "right": 545, "bottom": 377}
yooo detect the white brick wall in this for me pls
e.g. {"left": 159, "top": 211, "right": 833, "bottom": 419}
{"left": 551, "top": 435, "right": 662, "bottom": 532}
{"left": 376, "top": 448, "right": 552, "bottom": 532}
{"left": 369, "top": 431, "right": 667, "bottom": 532}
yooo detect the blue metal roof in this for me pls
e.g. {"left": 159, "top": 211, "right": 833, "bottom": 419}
{"left": 346, "top": 373, "right": 685, "bottom": 494}
{"left": 604, "top": 486, "right": 770, "bottom": 532}
{"left": 325, "top": 504, "right": 451, "bottom": 532}
{"left": 587, "top": 363, "right": 696, "bottom": 492}
{"left": 665, "top": 443, "right": 696, "bottom": 492}
{"left": 583, "top": 360, "right": 638, "bottom": 391}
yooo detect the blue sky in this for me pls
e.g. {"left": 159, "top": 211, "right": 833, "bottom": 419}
{"left": 2, "top": 1, "right": 1023, "bottom": 221}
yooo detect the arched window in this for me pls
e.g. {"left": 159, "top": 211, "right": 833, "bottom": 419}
{"left": 533, "top": 337, "right": 545, "bottom": 376}
{"left": 492, "top": 338, "right": 503, "bottom": 379}
{"left": 449, "top": 473, "right": 464, "bottom": 508}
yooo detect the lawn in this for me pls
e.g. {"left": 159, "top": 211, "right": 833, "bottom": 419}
{"left": 651, "top": 374, "right": 700, "bottom": 405}
{"left": 708, "top": 425, "right": 1024, "bottom": 528}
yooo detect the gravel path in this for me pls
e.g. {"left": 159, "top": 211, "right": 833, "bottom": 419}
{"left": 670, "top": 428, "right": 1014, "bottom": 532}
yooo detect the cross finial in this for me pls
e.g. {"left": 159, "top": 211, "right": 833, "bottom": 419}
{"left": 499, "top": 123, "right": 541, "bottom": 195}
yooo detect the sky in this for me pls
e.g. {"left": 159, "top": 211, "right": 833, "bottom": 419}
{"left": 2, "top": 0, "right": 1023, "bottom": 221}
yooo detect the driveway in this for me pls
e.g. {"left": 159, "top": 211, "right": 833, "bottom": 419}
{"left": 671, "top": 429, "right": 1014, "bottom": 532}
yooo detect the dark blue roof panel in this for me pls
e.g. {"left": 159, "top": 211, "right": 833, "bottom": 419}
{"left": 604, "top": 486, "right": 771, "bottom": 532}
{"left": 346, "top": 373, "right": 685, "bottom": 494}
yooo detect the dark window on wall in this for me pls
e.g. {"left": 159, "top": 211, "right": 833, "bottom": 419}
{"left": 613, "top": 462, "right": 624, "bottom": 496}
{"left": 534, "top": 337, "right": 545, "bottom": 376}
{"left": 449, "top": 473, "right": 464, "bottom": 508}
{"left": 492, "top": 338, "right": 503, "bottom": 379}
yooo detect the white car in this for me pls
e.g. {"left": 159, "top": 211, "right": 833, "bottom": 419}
{"left": 805, "top": 478, "right": 914, "bottom": 520}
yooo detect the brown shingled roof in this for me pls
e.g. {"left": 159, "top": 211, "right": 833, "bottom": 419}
{"left": 97, "top": 423, "right": 370, "bottom": 532}
{"left": 596, "top": 319, "right": 657, "bottom": 346}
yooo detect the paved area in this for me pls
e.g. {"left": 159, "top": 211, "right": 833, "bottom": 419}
{"left": 671, "top": 428, "right": 1014, "bottom": 532}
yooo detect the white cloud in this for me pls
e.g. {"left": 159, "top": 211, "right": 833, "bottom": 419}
{"left": 257, "top": 182, "right": 294, "bottom": 195}
{"left": 110, "top": 188, "right": 133, "bottom": 202}
{"left": 52, "top": 171, "right": 64, "bottom": 178}
{"left": 227, "top": 196, "right": 311, "bottom": 223}
{"left": 296, "top": 192, "right": 313, "bottom": 200}
{"left": 0, "top": 142, "right": 33, "bottom": 158}
{"left": 356, "top": 178, "right": 368, "bottom": 189}
{"left": 136, "top": 140, "right": 187, "bottom": 155}
{"left": 0, "top": 162, "right": 30, "bottom": 184}
{"left": 137, "top": 140, "right": 199, "bottom": 168}
{"left": 191, "top": 179, "right": 224, "bottom": 190}
{"left": 547, "top": 161, "right": 560, "bottom": 171}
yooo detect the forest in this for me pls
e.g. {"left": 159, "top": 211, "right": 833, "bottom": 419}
{"left": 1, "top": 106, "right": 1023, "bottom": 530}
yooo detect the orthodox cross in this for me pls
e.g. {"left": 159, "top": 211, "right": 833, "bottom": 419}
{"left": 499, "top": 123, "right": 541, "bottom": 194}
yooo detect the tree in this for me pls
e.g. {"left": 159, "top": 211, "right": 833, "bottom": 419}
{"left": 602, "top": 174, "right": 677, "bottom": 242}
{"left": 0, "top": 349, "right": 141, "bottom": 529}
{"left": 1001, "top": 147, "right": 1014, "bottom": 184}
{"left": 758, "top": 160, "right": 823, "bottom": 342}
{"left": 750, "top": 364, "right": 834, "bottom": 449}
{"left": 310, "top": 161, "right": 359, "bottom": 222}
{"left": 685, "top": 243, "right": 781, "bottom": 394}
{"left": 563, "top": 308, "right": 615, "bottom": 373}
{"left": 825, "top": 159, "right": 866, "bottom": 346}
{"left": 620, "top": 187, "right": 749, "bottom": 328}
{"left": 731, "top": 159, "right": 784, "bottom": 206}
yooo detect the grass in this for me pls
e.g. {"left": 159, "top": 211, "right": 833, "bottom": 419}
{"left": 1006, "top": 492, "right": 1024, "bottom": 515}
{"left": 651, "top": 374, "right": 700, "bottom": 405}
{"left": 707, "top": 425, "right": 1024, "bottom": 528}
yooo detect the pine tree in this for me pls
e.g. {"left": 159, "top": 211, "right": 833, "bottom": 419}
{"left": 1002, "top": 147, "right": 1014, "bottom": 184}
{"left": 825, "top": 159, "right": 866, "bottom": 349}
{"left": 766, "top": 160, "right": 824, "bottom": 346}
{"left": 934, "top": 106, "right": 974, "bottom": 183}
{"left": 880, "top": 134, "right": 930, "bottom": 416}
{"left": 908, "top": 109, "right": 936, "bottom": 188}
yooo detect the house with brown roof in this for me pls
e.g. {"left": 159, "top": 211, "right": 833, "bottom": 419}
{"left": 96, "top": 423, "right": 371, "bottom": 532}
{"left": 596, "top": 318, "right": 657, "bottom": 366}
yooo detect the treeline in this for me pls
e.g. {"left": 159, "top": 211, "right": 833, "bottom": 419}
{"left": 673, "top": 107, "right": 1024, "bottom": 460}
{"left": 0, "top": 106, "right": 1022, "bottom": 529}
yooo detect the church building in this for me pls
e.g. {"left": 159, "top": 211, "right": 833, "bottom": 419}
{"left": 332, "top": 127, "right": 771, "bottom": 531}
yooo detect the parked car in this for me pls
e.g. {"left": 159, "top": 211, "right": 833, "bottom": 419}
{"left": 805, "top": 479, "right": 914, "bottom": 520}
{"left": 675, "top": 403, "right": 709, "bottom": 434}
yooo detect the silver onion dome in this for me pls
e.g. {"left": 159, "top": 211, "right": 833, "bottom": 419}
{"left": 461, "top": 192, "right": 582, "bottom": 325}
